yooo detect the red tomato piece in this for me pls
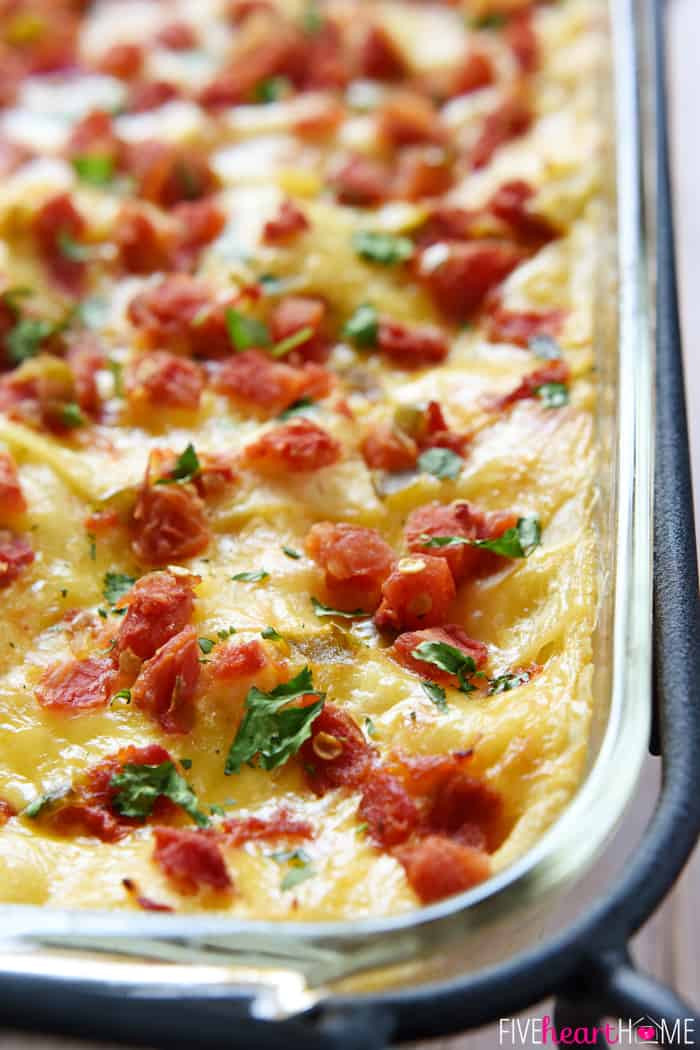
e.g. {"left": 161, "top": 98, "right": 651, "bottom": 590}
{"left": 130, "top": 473, "right": 210, "bottom": 566}
{"left": 332, "top": 154, "right": 391, "bottom": 207}
{"left": 127, "top": 80, "right": 180, "bottom": 114}
{"left": 425, "top": 772, "right": 505, "bottom": 853}
{"left": 227, "top": 0, "right": 275, "bottom": 24}
{"left": 128, "top": 274, "right": 232, "bottom": 357}
{"left": 156, "top": 21, "right": 198, "bottom": 50}
{"left": 361, "top": 424, "right": 418, "bottom": 473}
{"left": 66, "top": 110, "right": 121, "bottom": 166}
{"left": 172, "top": 199, "right": 225, "bottom": 270}
{"left": 358, "top": 24, "right": 407, "bottom": 80}
{"left": 242, "top": 418, "right": 341, "bottom": 474}
{"left": 152, "top": 826, "right": 233, "bottom": 894}
{"left": 262, "top": 198, "right": 310, "bottom": 243}
{"left": 115, "top": 205, "right": 173, "bottom": 275}
{"left": 490, "top": 359, "right": 571, "bottom": 412}
{"left": 47, "top": 804, "right": 125, "bottom": 842}
{"left": 214, "top": 350, "right": 332, "bottom": 416}
{"left": 300, "top": 703, "right": 374, "bottom": 796}
{"left": 485, "top": 305, "right": 565, "bottom": 347}
{"left": 0, "top": 531, "right": 34, "bottom": 587}
{"left": 221, "top": 808, "right": 313, "bottom": 846}
{"left": 384, "top": 749, "right": 475, "bottom": 797}
{"left": 36, "top": 655, "right": 117, "bottom": 713}
{"left": 33, "top": 192, "right": 88, "bottom": 294}
{"left": 472, "top": 96, "right": 532, "bottom": 170}
{"left": 303, "top": 19, "right": 350, "bottom": 90}
{"left": 128, "top": 352, "right": 204, "bottom": 411}
{"left": 449, "top": 50, "right": 494, "bottom": 96}
{"left": 419, "top": 400, "right": 471, "bottom": 457}
{"left": 488, "top": 180, "right": 558, "bottom": 247}
{"left": 0, "top": 451, "right": 26, "bottom": 516}
{"left": 377, "top": 319, "right": 449, "bottom": 368}
{"left": 306, "top": 521, "right": 396, "bottom": 612}
{"left": 392, "top": 148, "right": 454, "bottom": 202}
{"left": 393, "top": 625, "right": 488, "bottom": 687}
{"left": 117, "top": 571, "right": 196, "bottom": 661}
{"left": 209, "top": 639, "right": 268, "bottom": 681}
{"left": 0, "top": 799, "right": 16, "bottom": 826}
{"left": 269, "top": 296, "right": 327, "bottom": 363}
{"left": 415, "top": 240, "right": 523, "bottom": 322}
{"left": 132, "top": 626, "right": 200, "bottom": 734}
{"left": 405, "top": 501, "right": 518, "bottom": 583}
{"left": 505, "top": 10, "right": 538, "bottom": 73}
{"left": 123, "top": 141, "right": 217, "bottom": 209}
{"left": 396, "top": 834, "right": 490, "bottom": 902}
{"left": 97, "top": 43, "right": 144, "bottom": 79}
{"left": 66, "top": 335, "right": 104, "bottom": 416}
{"left": 358, "top": 772, "right": 419, "bottom": 847}
{"left": 375, "top": 555, "right": 456, "bottom": 632}
{"left": 84, "top": 508, "right": 119, "bottom": 534}
{"left": 198, "top": 26, "right": 305, "bottom": 107}
{"left": 378, "top": 91, "right": 446, "bottom": 149}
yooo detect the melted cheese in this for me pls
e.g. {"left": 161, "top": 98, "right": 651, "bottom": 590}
{"left": 0, "top": 0, "right": 604, "bottom": 919}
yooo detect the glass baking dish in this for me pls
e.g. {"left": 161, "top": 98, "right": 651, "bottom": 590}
{"left": 0, "top": 0, "right": 663, "bottom": 1043}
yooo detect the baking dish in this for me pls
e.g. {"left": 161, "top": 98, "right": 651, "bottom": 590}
{"left": 0, "top": 0, "right": 698, "bottom": 1046}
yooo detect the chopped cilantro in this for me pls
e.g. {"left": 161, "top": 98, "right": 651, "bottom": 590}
{"left": 470, "top": 12, "right": 507, "bottom": 29}
{"left": 198, "top": 637, "right": 215, "bottom": 654}
{"left": 23, "top": 789, "right": 67, "bottom": 819}
{"left": 529, "top": 334, "right": 562, "bottom": 360}
{"left": 180, "top": 758, "right": 193, "bottom": 770}
{"left": 356, "top": 821, "right": 369, "bottom": 835}
{"left": 87, "top": 532, "right": 96, "bottom": 561}
{"left": 225, "top": 307, "right": 271, "bottom": 352}
{"left": 311, "top": 596, "right": 367, "bottom": 618}
{"left": 224, "top": 666, "right": 325, "bottom": 775}
{"left": 277, "top": 397, "right": 315, "bottom": 420}
{"left": 209, "top": 803, "right": 226, "bottom": 816}
{"left": 536, "top": 382, "right": 569, "bottom": 408}
{"left": 111, "top": 688, "right": 132, "bottom": 705}
{"left": 111, "top": 761, "right": 209, "bottom": 827}
{"left": 254, "top": 76, "right": 290, "bottom": 103}
{"left": 232, "top": 569, "right": 269, "bottom": 583}
{"left": 280, "top": 865, "right": 314, "bottom": 891}
{"left": 217, "top": 626, "right": 237, "bottom": 639}
{"left": 103, "top": 572, "right": 136, "bottom": 606}
{"left": 270, "top": 325, "right": 314, "bottom": 358}
{"left": 78, "top": 295, "right": 109, "bottom": 329}
{"left": 302, "top": 2, "right": 323, "bottom": 33}
{"left": 57, "top": 231, "right": 90, "bottom": 262}
{"left": 343, "top": 303, "right": 379, "bottom": 347}
{"left": 257, "top": 274, "right": 289, "bottom": 295}
{"left": 411, "top": 641, "right": 478, "bottom": 694}
{"left": 420, "top": 516, "right": 541, "bottom": 559}
{"left": 352, "top": 230, "right": 414, "bottom": 265}
{"left": 108, "top": 358, "right": 124, "bottom": 396}
{"left": 72, "top": 153, "right": 115, "bottom": 186}
{"left": 282, "top": 545, "right": 301, "bottom": 559}
{"left": 488, "top": 669, "right": 535, "bottom": 694}
{"left": 417, "top": 447, "right": 463, "bottom": 481}
{"left": 60, "top": 402, "right": 84, "bottom": 428}
{"left": 364, "top": 716, "right": 376, "bottom": 737}
{"left": 6, "top": 317, "right": 55, "bottom": 364}
{"left": 261, "top": 626, "right": 282, "bottom": 641}
{"left": 421, "top": 680, "right": 448, "bottom": 712}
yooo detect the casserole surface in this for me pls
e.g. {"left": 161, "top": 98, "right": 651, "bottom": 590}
{"left": 0, "top": 0, "right": 604, "bottom": 920}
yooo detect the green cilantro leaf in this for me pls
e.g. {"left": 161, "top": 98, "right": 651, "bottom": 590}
{"left": 470, "top": 12, "right": 506, "bottom": 29}
{"left": 311, "top": 596, "right": 367, "bottom": 618}
{"left": 59, "top": 402, "right": 84, "bottom": 428}
{"left": 254, "top": 76, "right": 290, "bottom": 103}
{"left": 23, "top": 788, "right": 68, "bottom": 819}
{"left": 224, "top": 666, "right": 325, "bottom": 775}
{"left": 488, "top": 669, "right": 535, "bottom": 694}
{"left": 281, "top": 864, "right": 315, "bottom": 891}
{"left": 277, "top": 397, "right": 315, "bottom": 420}
{"left": 411, "top": 641, "right": 477, "bottom": 694}
{"left": 156, "top": 443, "right": 201, "bottom": 485}
{"left": 420, "top": 516, "right": 541, "bottom": 559}
{"left": 232, "top": 569, "right": 269, "bottom": 583}
{"left": 225, "top": 307, "right": 271, "bottom": 352}
{"left": 261, "top": 626, "right": 282, "bottom": 641}
{"left": 343, "top": 303, "right": 379, "bottom": 347}
{"left": 536, "top": 382, "right": 569, "bottom": 409}
{"left": 529, "top": 334, "right": 562, "bottom": 360}
{"left": 110, "top": 761, "right": 209, "bottom": 827}
{"left": 364, "top": 716, "right": 376, "bottom": 737}
{"left": 6, "top": 317, "right": 55, "bottom": 364}
{"left": 282, "top": 545, "right": 301, "bottom": 559}
{"left": 110, "top": 688, "right": 132, "bottom": 705}
{"left": 270, "top": 325, "right": 314, "bottom": 358}
{"left": 352, "top": 231, "right": 414, "bottom": 266}
{"left": 421, "top": 680, "right": 448, "bottom": 712}
{"left": 72, "top": 153, "right": 115, "bottom": 186}
{"left": 103, "top": 572, "right": 136, "bottom": 606}
{"left": 417, "top": 447, "right": 463, "bottom": 481}
{"left": 198, "top": 637, "right": 215, "bottom": 654}
{"left": 57, "top": 231, "right": 90, "bottom": 262}
{"left": 302, "top": 2, "right": 323, "bottom": 33}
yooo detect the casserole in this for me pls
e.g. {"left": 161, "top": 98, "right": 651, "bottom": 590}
{"left": 0, "top": 0, "right": 698, "bottom": 1045}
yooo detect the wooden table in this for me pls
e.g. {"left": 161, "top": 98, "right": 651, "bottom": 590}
{"left": 2, "top": 3, "right": 699, "bottom": 1047}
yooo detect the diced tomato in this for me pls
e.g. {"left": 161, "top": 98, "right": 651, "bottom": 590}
{"left": 66, "top": 335, "right": 104, "bottom": 416}
{"left": 66, "top": 110, "right": 121, "bottom": 165}
{"left": 449, "top": 50, "right": 494, "bottom": 96}
{"left": 505, "top": 10, "right": 538, "bottom": 73}
{"left": 416, "top": 240, "right": 523, "bottom": 322}
{"left": 377, "top": 319, "right": 449, "bottom": 368}
{"left": 128, "top": 352, "right": 204, "bottom": 411}
{"left": 418, "top": 399, "right": 471, "bottom": 457}
{"left": 396, "top": 834, "right": 490, "bottom": 902}
{"left": 156, "top": 21, "right": 198, "bottom": 50}
{"left": 0, "top": 530, "right": 34, "bottom": 587}
{"left": 269, "top": 296, "right": 328, "bottom": 363}
{"left": 361, "top": 423, "right": 418, "bottom": 473}
{"left": 332, "top": 154, "right": 391, "bottom": 207}
{"left": 152, "top": 826, "right": 233, "bottom": 894}
{"left": 115, "top": 205, "right": 173, "bottom": 275}
{"left": 418, "top": 205, "right": 480, "bottom": 246}
{"left": 242, "top": 417, "right": 342, "bottom": 474}
{"left": 485, "top": 305, "right": 565, "bottom": 347}
{"left": 393, "top": 625, "right": 488, "bottom": 687}
{"left": 0, "top": 799, "right": 16, "bottom": 826}
{"left": 303, "top": 18, "right": 351, "bottom": 90}
{"left": 472, "top": 96, "right": 532, "bottom": 170}
{"left": 375, "top": 555, "right": 456, "bottom": 632}
{"left": 358, "top": 772, "right": 419, "bottom": 847}
{"left": 84, "top": 508, "right": 119, "bottom": 533}
{"left": 425, "top": 772, "right": 505, "bottom": 852}
{"left": 378, "top": 91, "right": 446, "bottom": 148}
{"left": 209, "top": 639, "right": 268, "bottom": 681}
{"left": 359, "top": 24, "right": 407, "bottom": 80}
{"left": 172, "top": 199, "right": 225, "bottom": 270}
{"left": 385, "top": 749, "right": 475, "bottom": 797}
{"left": 221, "top": 808, "right": 313, "bottom": 846}
{"left": 47, "top": 804, "right": 124, "bottom": 842}
{"left": 300, "top": 703, "right": 374, "bottom": 796}
{"left": 306, "top": 521, "right": 396, "bottom": 612}
{"left": 132, "top": 626, "right": 200, "bottom": 734}
{"left": 214, "top": 349, "right": 332, "bottom": 416}
{"left": 36, "top": 655, "right": 117, "bottom": 713}
{"left": 405, "top": 501, "right": 518, "bottom": 582}
{"left": 392, "top": 148, "right": 454, "bottom": 202}
{"left": 33, "top": 192, "right": 88, "bottom": 294}
{"left": 128, "top": 274, "right": 232, "bottom": 358}
{"left": 227, "top": 0, "right": 275, "bottom": 24}
{"left": 262, "top": 198, "right": 310, "bottom": 243}
{"left": 127, "top": 80, "right": 180, "bottom": 114}
{"left": 123, "top": 141, "right": 217, "bottom": 209}
{"left": 0, "top": 451, "right": 26, "bottom": 516}
{"left": 489, "top": 359, "right": 571, "bottom": 412}
{"left": 488, "top": 180, "right": 557, "bottom": 246}
{"left": 198, "top": 26, "right": 305, "bottom": 108}
{"left": 116, "top": 571, "right": 195, "bottom": 661}
{"left": 130, "top": 470, "right": 210, "bottom": 566}
{"left": 97, "top": 42, "right": 144, "bottom": 79}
